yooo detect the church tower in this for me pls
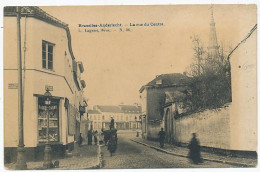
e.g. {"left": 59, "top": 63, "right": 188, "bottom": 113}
{"left": 208, "top": 6, "right": 219, "bottom": 62}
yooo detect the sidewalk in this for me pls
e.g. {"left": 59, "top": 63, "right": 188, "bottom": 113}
{"left": 5, "top": 144, "right": 99, "bottom": 170}
{"left": 131, "top": 138, "right": 257, "bottom": 167}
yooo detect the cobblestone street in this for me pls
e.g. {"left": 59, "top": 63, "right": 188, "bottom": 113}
{"left": 101, "top": 131, "right": 242, "bottom": 168}
{"left": 5, "top": 131, "right": 257, "bottom": 170}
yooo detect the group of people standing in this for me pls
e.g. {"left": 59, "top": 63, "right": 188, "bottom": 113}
{"left": 85, "top": 117, "right": 118, "bottom": 157}
{"left": 87, "top": 130, "right": 99, "bottom": 145}
{"left": 158, "top": 128, "right": 203, "bottom": 164}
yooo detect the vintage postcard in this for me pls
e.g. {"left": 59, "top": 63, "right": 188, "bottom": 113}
{"left": 2, "top": 4, "right": 258, "bottom": 170}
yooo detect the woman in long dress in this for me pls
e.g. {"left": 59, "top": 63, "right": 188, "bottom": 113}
{"left": 188, "top": 133, "right": 203, "bottom": 164}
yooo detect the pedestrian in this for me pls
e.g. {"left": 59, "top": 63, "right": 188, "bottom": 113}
{"left": 94, "top": 130, "right": 98, "bottom": 145}
{"left": 79, "top": 133, "right": 83, "bottom": 146}
{"left": 188, "top": 133, "right": 203, "bottom": 164}
{"left": 110, "top": 117, "right": 115, "bottom": 130}
{"left": 107, "top": 130, "right": 117, "bottom": 157}
{"left": 158, "top": 128, "right": 166, "bottom": 148}
{"left": 100, "top": 128, "right": 104, "bottom": 145}
{"left": 103, "top": 130, "right": 110, "bottom": 146}
{"left": 87, "top": 130, "right": 93, "bottom": 145}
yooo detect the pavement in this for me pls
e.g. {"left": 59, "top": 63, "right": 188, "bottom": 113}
{"left": 131, "top": 137, "right": 258, "bottom": 168}
{"left": 5, "top": 144, "right": 100, "bottom": 170}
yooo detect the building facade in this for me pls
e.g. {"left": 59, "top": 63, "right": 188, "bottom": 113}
{"left": 139, "top": 73, "right": 190, "bottom": 140}
{"left": 4, "top": 7, "right": 87, "bottom": 163}
{"left": 87, "top": 105, "right": 142, "bottom": 131}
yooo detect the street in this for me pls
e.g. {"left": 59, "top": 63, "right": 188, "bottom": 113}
{"left": 101, "top": 131, "right": 237, "bottom": 168}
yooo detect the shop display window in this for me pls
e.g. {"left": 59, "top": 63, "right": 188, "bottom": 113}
{"left": 38, "top": 97, "right": 59, "bottom": 143}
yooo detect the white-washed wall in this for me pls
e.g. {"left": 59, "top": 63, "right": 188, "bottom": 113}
{"left": 4, "top": 16, "right": 83, "bottom": 148}
{"left": 229, "top": 28, "right": 257, "bottom": 151}
{"left": 173, "top": 106, "right": 230, "bottom": 149}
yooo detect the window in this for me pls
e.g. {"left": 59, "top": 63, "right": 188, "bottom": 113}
{"left": 42, "top": 41, "right": 54, "bottom": 70}
{"left": 38, "top": 97, "right": 59, "bottom": 143}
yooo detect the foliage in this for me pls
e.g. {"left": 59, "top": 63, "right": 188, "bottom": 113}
{"left": 186, "top": 36, "right": 232, "bottom": 110}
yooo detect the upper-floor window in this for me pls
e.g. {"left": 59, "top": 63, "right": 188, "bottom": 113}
{"left": 42, "top": 41, "right": 54, "bottom": 70}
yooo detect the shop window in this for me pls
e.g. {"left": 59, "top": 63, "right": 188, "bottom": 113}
{"left": 38, "top": 97, "right": 59, "bottom": 143}
{"left": 42, "top": 41, "right": 54, "bottom": 70}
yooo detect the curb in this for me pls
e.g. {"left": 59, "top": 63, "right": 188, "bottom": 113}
{"left": 130, "top": 139, "right": 256, "bottom": 168}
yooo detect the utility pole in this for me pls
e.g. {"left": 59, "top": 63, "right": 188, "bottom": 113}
{"left": 15, "top": 6, "right": 27, "bottom": 170}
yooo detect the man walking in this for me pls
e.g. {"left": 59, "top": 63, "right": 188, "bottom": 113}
{"left": 158, "top": 128, "right": 166, "bottom": 148}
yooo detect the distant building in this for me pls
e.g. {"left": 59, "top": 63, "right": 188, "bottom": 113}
{"left": 87, "top": 105, "right": 142, "bottom": 131}
{"left": 4, "top": 7, "right": 86, "bottom": 163}
{"left": 139, "top": 73, "right": 190, "bottom": 140}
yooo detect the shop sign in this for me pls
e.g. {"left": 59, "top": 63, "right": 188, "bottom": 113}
{"left": 8, "top": 83, "right": 18, "bottom": 89}
{"left": 45, "top": 85, "right": 53, "bottom": 91}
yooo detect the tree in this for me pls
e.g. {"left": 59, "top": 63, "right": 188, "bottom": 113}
{"left": 186, "top": 36, "right": 231, "bottom": 110}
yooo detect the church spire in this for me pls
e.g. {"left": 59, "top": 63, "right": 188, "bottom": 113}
{"left": 208, "top": 5, "right": 219, "bottom": 61}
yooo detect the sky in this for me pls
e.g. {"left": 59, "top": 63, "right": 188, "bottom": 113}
{"left": 40, "top": 5, "right": 256, "bottom": 108}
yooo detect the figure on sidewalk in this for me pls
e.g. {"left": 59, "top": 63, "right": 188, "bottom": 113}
{"left": 188, "top": 133, "right": 203, "bottom": 164}
{"left": 79, "top": 133, "right": 83, "bottom": 146}
{"left": 107, "top": 129, "right": 117, "bottom": 157}
{"left": 87, "top": 129, "right": 93, "bottom": 145}
{"left": 110, "top": 117, "right": 115, "bottom": 130}
{"left": 94, "top": 130, "right": 98, "bottom": 145}
{"left": 100, "top": 128, "right": 105, "bottom": 145}
{"left": 103, "top": 129, "right": 110, "bottom": 146}
{"left": 158, "top": 128, "right": 166, "bottom": 148}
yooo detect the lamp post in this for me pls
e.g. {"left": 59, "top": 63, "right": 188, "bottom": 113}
{"left": 15, "top": 6, "right": 27, "bottom": 170}
{"left": 43, "top": 88, "right": 53, "bottom": 169}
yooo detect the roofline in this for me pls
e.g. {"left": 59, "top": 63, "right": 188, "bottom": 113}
{"left": 139, "top": 86, "right": 145, "bottom": 93}
{"left": 139, "top": 83, "right": 189, "bottom": 93}
{"left": 227, "top": 24, "right": 257, "bottom": 61}
{"left": 4, "top": 6, "right": 76, "bottom": 60}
